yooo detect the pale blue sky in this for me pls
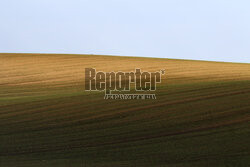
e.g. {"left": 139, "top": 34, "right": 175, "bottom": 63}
{"left": 1, "top": 0, "right": 250, "bottom": 63}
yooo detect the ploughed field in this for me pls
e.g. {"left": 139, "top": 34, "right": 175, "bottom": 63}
{"left": 0, "top": 53, "right": 250, "bottom": 167}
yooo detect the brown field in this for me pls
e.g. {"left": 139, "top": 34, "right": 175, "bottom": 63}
{"left": 0, "top": 53, "right": 250, "bottom": 166}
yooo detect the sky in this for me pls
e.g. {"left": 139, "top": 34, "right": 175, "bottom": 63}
{"left": 0, "top": 0, "right": 250, "bottom": 63}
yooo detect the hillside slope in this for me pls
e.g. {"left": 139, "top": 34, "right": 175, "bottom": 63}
{"left": 0, "top": 53, "right": 250, "bottom": 167}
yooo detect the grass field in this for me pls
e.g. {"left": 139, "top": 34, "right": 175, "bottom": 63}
{"left": 0, "top": 53, "right": 250, "bottom": 167}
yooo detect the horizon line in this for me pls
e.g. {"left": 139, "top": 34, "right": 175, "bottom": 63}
{"left": 0, "top": 52, "right": 249, "bottom": 65}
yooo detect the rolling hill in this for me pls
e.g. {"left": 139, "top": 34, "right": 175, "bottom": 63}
{"left": 0, "top": 53, "right": 250, "bottom": 167}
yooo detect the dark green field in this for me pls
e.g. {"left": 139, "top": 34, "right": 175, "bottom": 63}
{"left": 0, "top": 53, "right": 250, "bottom": 166}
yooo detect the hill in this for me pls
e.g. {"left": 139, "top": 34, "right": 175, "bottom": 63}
{"left": 0, "top": 53, "right": 250, "bottom": 166}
